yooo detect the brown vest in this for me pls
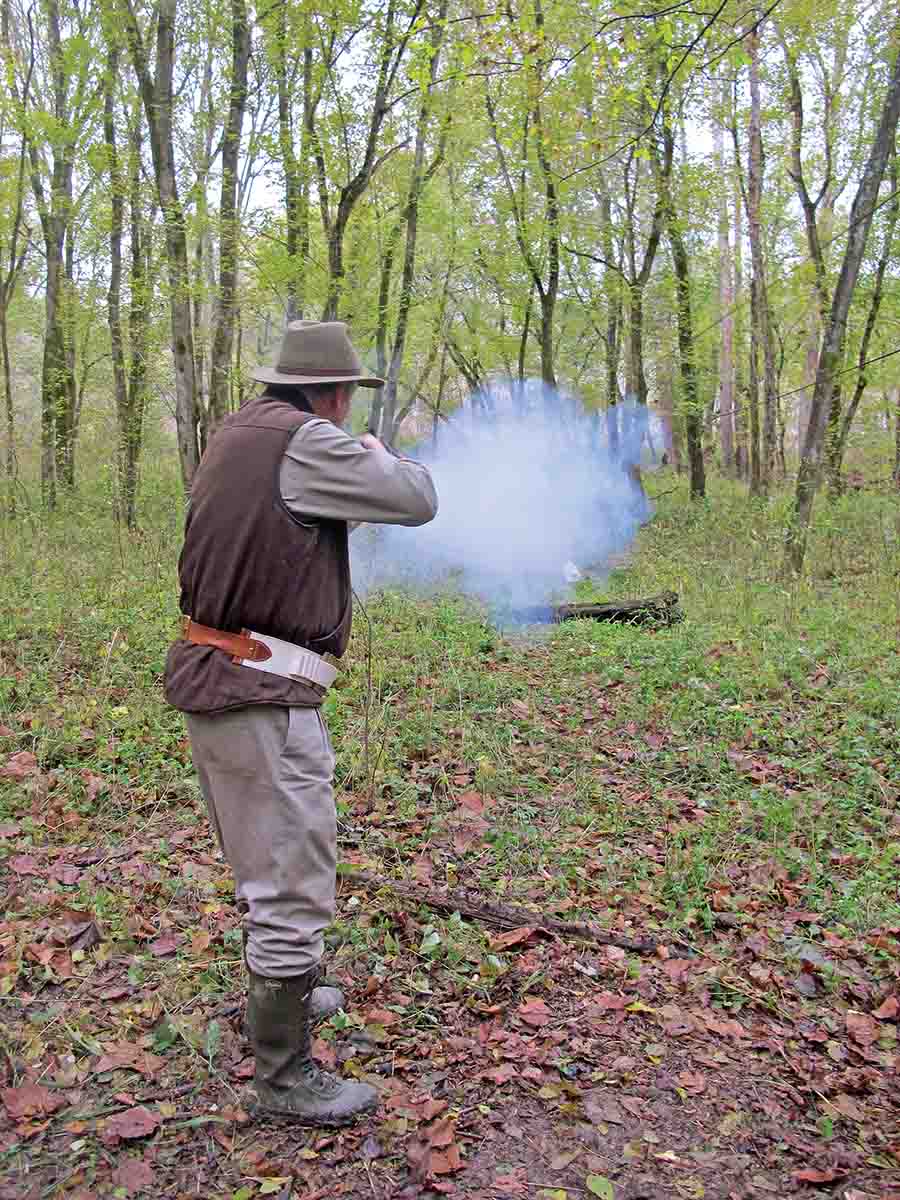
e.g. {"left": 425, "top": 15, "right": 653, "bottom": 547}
{"left": 164, "top": 395, "right": 351, "bottom": 713}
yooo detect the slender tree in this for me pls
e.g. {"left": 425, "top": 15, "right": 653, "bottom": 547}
{"left": 715, "top": 82, "right": 734, "bottom": 474}
{"left": 208, "top": 0, "right": 250, "bottom": 431}
{"left": 0, "top": 0, "right": 31, "bottom": 513}
{"left": 828, "top": 153, "right": 899, "bottom": 490}
{"left": 785, "top": 38, "right": 900, "bottom": 574}
{"left": 121, "top": 0, "right": 200, "bottom": 490}
{"left": 653, "top": 91, "right": 704, "bottom": 499}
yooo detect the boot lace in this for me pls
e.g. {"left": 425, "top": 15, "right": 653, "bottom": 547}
{"left": 300, "top": 1058, "right": 344, "bottom": 1097}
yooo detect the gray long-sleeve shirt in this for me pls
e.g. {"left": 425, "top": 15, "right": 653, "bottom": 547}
{"left": 279, "top": 418, "right": 438, "bottom": 527}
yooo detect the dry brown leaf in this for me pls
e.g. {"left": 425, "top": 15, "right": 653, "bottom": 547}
{"left": 8, "top": 855, "right": 42, "bottom": 876}
{"left": 148, "top": 935, "right": 180, "bottom": 957}
{"left": 829, "top": 1093, "right": 866, "bottom": 1122}
{"left": 490, "top": 926, "right": 539, "bottom": 951}
{"left": 583, "top": 1091, "right": 625, "bottom": 1126}
{"left": 110, "top": 1156, "right": 155, "bottom": 1195}
{"left": 873, "top": 996, "right": 898, "bottom": 1021}
{"left": 518, "top": 996, "right": 551, "bottom": 1027}
{"left": 0, "top": 750, "right": 39, "bottom": 779}
{"left": 190, "top": 930, "right": 211, "bottom": 955}
{"left": 365, "top": 1007, "right": 400, "bottom": 1026}
{"left": 677, "top": 1070, "right": 707, "bottom": 1096}
{"left": 457, "top": 790, "right": 485, "bottom": 815}
{"left": 103, "top": 1106, "right": 162, "bottom": 1142}
{"left": 93, "top": 1044, "right": 164, "bottom": 1078}
{"left": 793, "top": 1166, "right": 848, "bottom": 1184}
{"left": 482, "top": 1064, "right": 517, "bottom": 1084}
{"left": 1, "top": 1083, "right": 65, "bottom": 1120}
{"left": 846, "top": 1010, "right": 880, "bottom": 1046}
{"left": 426, "top": 1117, "right": 456, "bottom": 1148}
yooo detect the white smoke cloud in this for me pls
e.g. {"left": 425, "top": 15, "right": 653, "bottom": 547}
{"left": 352, "top": 378, "right": 661, "bottom": 620}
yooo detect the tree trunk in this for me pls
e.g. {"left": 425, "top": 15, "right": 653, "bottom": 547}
{"left": 0, "top": 309, "right": 14, "bottom": 514}
{"left": 432, "top": 342, "right": 448, "bottom": 448}
{"left": 56, "top": 229, "right": 78, "bottom": 488}
{"left": 732, "top": 159, "right": 747, "bottom": 479}
{"left": 599, "top": 181, "right": 622, "bottom": 455}
{"left": 828, "top": 158, "right": 898, "bottom": 491}
{"left": 191, "top": 46, "right": 215, "bottom": 454}
{"left": 627, "top": 288, "right": 645, "bottom": 405}
{"left": 233, "top": 308, "right": 244, "bottom": 412}
{"left": 747, "top": 279, "right": 762, "bottom": 495}
{"left": 657, "top": 360, "right": 681, "bottom": 470}
{"left": 892, "top": 386, "right": 900, "bottom": 488}
{"left": 26, "top": 0, "right": 76, "bottom": 509}
{"left": 380, "top": 0, "right": 449, "bottom": 439}
{"left": 715, "top": 88, "right": 734, "bottom": 474}
{"left": 744, "top": 27, "right": 779, "bottom": 496}
{"left": 484, "top": 0, "right": 560, "bottom": 392}
{"left": 0, "top": 0, "right": 28, "bottom": 516}
{"left": 272, "top": 2, "right": 303, "bottom": 321}
{"left": 657, "top": 116, "right": 704, "bottom": 500}
{"left": 785, "top": 43, "right": 900, "bottom": 574}
{"left": 122, "top": 0, "right": 199, "bottom": 491}
{"left": 518, "top": 284, "right": 534, "bottom": 384}
{"left": 124, "top": 113, "right": 151, "bottom": 528}
{"left": 781, "top": 39, "right": 830, "bottom": 324}
{"left": 798, "top": 305, "right": 818, "bottom": 451}
{"left": 531, "top": 0, "right": 559, "bottom": 388}
{"left": 750, "top": 29, "right": 778, "bottom": 489}
{"left": 209, "top": 0, "right": 249, "bottom": 432}
{"left": 621, "top": 135, "right": 663, "bottom": 410}
{"left": 319, "top": 0, "right": 425, "bottom": 320}
{"left": 41, "top": 235, "right": 67, "bottom": 509}
{"left": 103, "top": 44, "right": 129, "bottom": 523}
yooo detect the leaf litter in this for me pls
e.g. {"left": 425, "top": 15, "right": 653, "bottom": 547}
{"left": 1, "top": 598, "right": 899, "bottom": 1199}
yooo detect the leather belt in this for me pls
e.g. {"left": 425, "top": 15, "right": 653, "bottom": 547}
{"left": 181, "top": 617, "right": 339, "bottom": 689}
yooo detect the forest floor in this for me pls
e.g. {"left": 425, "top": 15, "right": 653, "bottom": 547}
{"left": 1, "top": 472, "right": 899, "bottom": 1200}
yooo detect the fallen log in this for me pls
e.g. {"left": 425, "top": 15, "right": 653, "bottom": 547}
{"left": 555, "top": 591, "right": 680, "bottom": 624}
{"left": 340, "top": 869, "right": 658, "bottom": 955}
{"left": 509, "top": 590, "right": 681, "bottom": 627}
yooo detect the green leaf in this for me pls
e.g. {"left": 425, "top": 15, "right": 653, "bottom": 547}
{"left": 586, "top": 1178, "right": 614, "bottom": 1200}
{"left": 418, "top": 928, "right": 442, "bottom": 955}
{"left": 259, "top": 1179, "right": 291, "bottom": 1195}
{"left": 204, "top": 1019, "right": 223, "bottom": 1064}
{"left": 152, "top": 1017, "right": 178, "bottom": 1053}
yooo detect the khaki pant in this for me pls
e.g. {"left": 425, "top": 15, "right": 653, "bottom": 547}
{"left": 186, "top": 705, "right": 336, "bottom": 977}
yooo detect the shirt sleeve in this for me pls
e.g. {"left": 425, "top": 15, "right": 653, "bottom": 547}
{"left": 280, "top": 418, "right": 439, "bottom": 527}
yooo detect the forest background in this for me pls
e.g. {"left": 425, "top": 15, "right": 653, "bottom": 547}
{"left": 0, "top": 0, "right": 898, "bottom": 560}
{"left": 1, "top": 1, "right": 900, "bottom": 1197}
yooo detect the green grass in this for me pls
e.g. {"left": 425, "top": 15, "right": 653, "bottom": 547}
{"left": 2, "top": 461, "right": 899, "bottom": 1199}
{"left": 1, "top": 465, "right": 898, "bottom": 950}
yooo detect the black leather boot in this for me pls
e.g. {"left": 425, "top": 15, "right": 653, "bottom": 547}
{"left": 247, "top": 967, "right": 378, "bottom": 1126}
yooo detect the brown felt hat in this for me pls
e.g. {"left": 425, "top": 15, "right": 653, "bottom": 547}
{"left": 252, "top": 320, "right": 384, "bottom": 388}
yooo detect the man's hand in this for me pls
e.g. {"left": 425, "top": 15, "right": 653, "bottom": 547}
{"left": 359, "top": 433, "right": 385, "bottom": 452}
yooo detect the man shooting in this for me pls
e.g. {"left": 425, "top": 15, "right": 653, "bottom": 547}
{"left": 164, "top": 321, "right": 438, "bottom": 1126}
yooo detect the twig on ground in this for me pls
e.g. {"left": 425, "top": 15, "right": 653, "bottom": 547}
{"left": 340, "top": 869, "right": 659, "bottom": 954}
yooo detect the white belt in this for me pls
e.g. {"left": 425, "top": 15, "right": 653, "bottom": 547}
{"left": 239, "top": 631, "right": 339, "bottom": 689}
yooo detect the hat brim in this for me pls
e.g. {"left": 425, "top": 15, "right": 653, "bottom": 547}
{"left": 251, "top": 366, "right": 384, "bottom": 388}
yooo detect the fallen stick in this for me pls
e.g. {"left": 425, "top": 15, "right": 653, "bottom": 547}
{"left": 508, "top": 591, "right": 680, "bottom": 627}
{"left": 554, "top": 590, "right": 680, "bottom": 624}
{"left": 340, "top": 869, "right": 658, "bottom": 954}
